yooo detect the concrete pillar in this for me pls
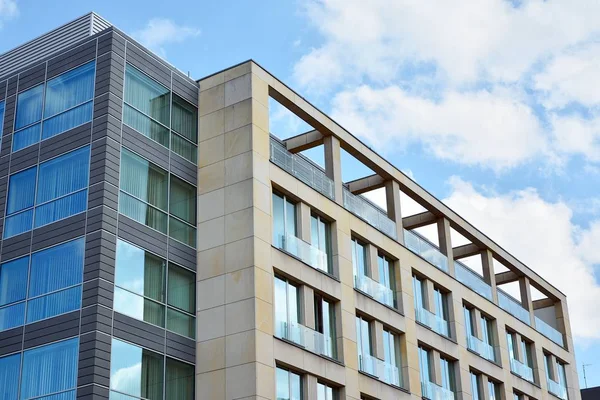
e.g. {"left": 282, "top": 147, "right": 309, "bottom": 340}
{"left": 367, "top": 243, "right": 380, "bottom": 282}
{"left": 372, "top": 320, "right": 385, "bottom": 361}
{"left": 481, "top": 249, "right": 498, "bottom": 304}
{"left": 519, "top": 277, "right": 535, "bottom": 325}
{"left": 480, "top": 375, "right": 490, "bottom": 400}
{"left": 424, "top": 279, "right": 436, "bottom": 313}
{"left": 513, "top": 333, "right": 524, "bottom": 364}
{"left": 446, "top": 292, "right": 459, "bottom": 340}
{"left": 554, "top": 300, "right": 571, "bottom": 351}
{"left": 303, "top": 374, "right": 318, "bottom": 399}
{"left": 297, "top": 202, "right": 312, "bottom": 243}
{"left": 392, "top": 260, "right": 403, "bottom": 312}
{"left": 437, "top": 218, "right": 455, "bottom": 276}
{"left": 431, "top": 350, "right": 443, "bottom": 386}
{"left": 548, "top": 354, "right": 559, "bottom": 382}
{"left": 300, "top": 285, "right": 315, "bottom": 329}
{"left": 385, "top": 179, "right": 404, "bottom": 244}
{"left": 472, "top": 308, "right": 483, "bottom": 340}
{"left": 324, "top": 135, "right": 343, "bottom": 205}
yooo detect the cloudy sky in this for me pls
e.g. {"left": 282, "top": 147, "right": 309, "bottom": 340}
{"left": 1, "top": 0, "right": 599, "bottom": 388}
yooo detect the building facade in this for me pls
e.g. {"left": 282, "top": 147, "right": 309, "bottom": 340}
{"left": 0, "top": 12, "right": 581, "bottom": 400}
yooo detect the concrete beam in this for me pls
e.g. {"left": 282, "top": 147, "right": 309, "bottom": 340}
{"left": 346, "top": 174, "right": 385, "bottom": 195}
{"left": 452, "top": 243, "right": 481, "bottom": 260}
{"left": 284, "top": 129, "right": 324, "bottom": 153}
{"left": 495, "top": 270, "right": 520, "bottom": 285}
{"left": 402, "top": 211, "right": 438, "bottom": 230}
{"left": 533, "top": 298, "right": 555, "bottom": 310}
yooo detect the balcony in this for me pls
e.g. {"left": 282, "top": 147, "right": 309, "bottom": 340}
{"left": 270, "top": 137, "right": 335, "bottom": 200}
{"left": 278, "top": 233, "right": 329, "bottom": 273}
{"left": 535, "top": 316, "right": 564, "bottom": 347}
{"left": 342, "top": 187, "right": 398, "bottom": 240}
{"left": 510, "top": 358, "right": 534, "bottom": 383}
{"left": 498, "top": 289, "right": 531, "bottom": 325}
{"left": 467, "top": 334, "right": 495, "bottom": 362}
{"left": 278, "top": 321, "right": 335, "bottom": 358}
{"left": 358, "top": 352, "right": 401, "bottom": 387}
{"left": 547, "top": 379, "right": 568, "bottom": 400}
{"left": 421, "top": 381, "right": 455, "bottom": 400}
{"left": 404, "top": 229, "right": 448, "bottom": 273}
{"left": 415, "top": 306, "right": 450, "bottom": 337}
{"left": 455, "top": 261, "right": 493, "bottom": 301}
{"left": 354, "top": 274, "right": 395, "bottom": 308}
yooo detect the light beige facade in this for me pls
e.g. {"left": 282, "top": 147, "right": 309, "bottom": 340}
{"left": 195, "top": 61, "right": 580, "bottom": 400}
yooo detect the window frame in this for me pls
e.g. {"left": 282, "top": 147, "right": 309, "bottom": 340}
{"left": 314, "top": 293, "right": 337, "bottom": 359}
{"left": 276, "top": 366, "right": 303, "bottom": 400}
{"left": 310, "top": 213, "right": 332, "bottom": 273}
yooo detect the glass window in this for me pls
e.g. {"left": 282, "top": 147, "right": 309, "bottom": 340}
{"left": 440, "top": 357, "right": 454, "bottom": 393}
{"left": 378, "top": 254, "right": 396, "bottom": 306}
{"left": 15, "top": 84, "right": 43, "bottom": 130}
{"left": 20, "top": 337, "right": 79, "bottom": 399}
{"left": 470, "top": 372, "right": 481, "bottom": 400}
{"left": 171, "top": 95, "right": 197, "bottom": 163}
{"left": 272, "top": 192, "right": 296, "bottom": 249}
{"left": 412, "top": 276, "right": 425, "bottom": 310}
{"left": 110, "top": 339, "right": 164, "bottom": 400}
{"left": 520, "top": 338, "right": 533, "bottom": 368}
{"left": 464, "top": 306, "right": 474, "bottom": 336}
{"left": 507, "top": 332, "right": 516, "bottom": 360}
{"left": 5, "top": 167, "right": 36, "bottom": 237}
{"left": 557, "top": 361, "right": 567, "bottom": 388}
{"left": 488, "top": 381, "right": 501, "bottom": 400}
{"left": 317, "top": 382, "right": 336, "bottom": 400}
{"left": 383, "top": 329, "right": 401, "bottom": 386}
{"left": 274, "top": 276, "right": 300, "bottom": 342}
{"left": 352, "top": 239, "right": 368, "bottom": 280}
{"left": 0, "top": 100, "right": 5, "bottom": 137}
{"left": 167, "top": 263, "right": 195, "bottom": 338}
{"left": 314, "top": 295, "right": 336, "bottom": 359}
{"left": 418, "top": 346, "right": 431, "bottom": 383}
{"left": 356, "top": 316, "right": 373, "bottom": 369}
{"left": 480, "top": 316, "right": 493, "bottom": 347}
{"left": 276, "top": 367, "right": 301, "bottom": 400}
{"left": 169, "top": 176, "right": 196, "bottom": 247}
{"left": 0, "top": 257, "right": 28, "bottom": 306}
{"left": 311, "top": 214, "right": 332, "bottom": 273}
{"left": 166, "top": 358, "right": 194, "bottom": 400}
{"left": 0, "top": 352, "right": 20, "bottom": 400}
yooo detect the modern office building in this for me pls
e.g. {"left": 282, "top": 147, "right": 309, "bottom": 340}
{"left": 0, "top": 12, "right": 581, "bottom": 400}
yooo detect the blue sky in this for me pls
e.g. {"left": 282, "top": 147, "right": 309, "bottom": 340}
{"left": 1, "top": 0, "right": 599, "bottom": 389}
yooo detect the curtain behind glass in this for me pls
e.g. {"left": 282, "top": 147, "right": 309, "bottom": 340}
{"left": 141, "top": 349, "right": 164, "bottom": 400}
{"left": 165, "top": 358, "right": 194, "bottom": 399}
{"left": 15, "top": 85, "right": 43, "bottom": 130}
{"left": 44, "top": 61, "right": 95, "bottom": 117}
{"left": 36, "top": 146, "right": 90, "bottom": 204}
{"left": 0, "top": 353, "right": 20, "bottom": 400}
{"left": 42, "top": 102, "right": 93, "bottom": 140}
{"left": 167, "top": 264, "right": 194, "bottom": 313}
{"left": 20, "top": 338, "right": 78, "bottom": 399}
{"left": 124, "top": 65, "right": 170, "bottom": 126}
{"left": 0, "top": 257, "right": 28, "bottom": 306}
{"left": 26, "top": 286, "right": 81, "bottom": 323}
{"left": 29, "top": 238, "right": 84, "bottom": 297}
{"left": 7, "top": 167, "right": 36, "bottom": 214}
{"left": 172, "top": 95, "right": 197, "bottom": 142}
{"left": 120, "top": 149, "right": 168, "bottom": 210}
{"left": 115, "top": 239, "right": 165, "bottom": 301}
{"left": 170, "top": 176, "right": 196, "bottom": 225}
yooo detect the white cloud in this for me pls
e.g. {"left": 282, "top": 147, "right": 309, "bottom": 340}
{"left": 551, "top": 114, "right": 600, "bottom": 162}
{"left": 443, "top": 177, "right": 600, "bottom": 339}
{"left": 330, "top": 85, "right": 547, "bottom": 170}
{"left": 0, "top": 0, "right": 17, "bottom": 27}
{"left": 133, "top": 18, "right": 200, "bottom": 58}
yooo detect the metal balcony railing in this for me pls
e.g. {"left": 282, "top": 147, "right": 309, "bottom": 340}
{"left": 467, "top": 334, "right": 495, "bottom": 362}
{"left": 358, "top": 352, "right": 401, "bottom": 387}
{"left": 510, "top": 358, "right": 534, "bottom": 383}
{"left": 278, "top": 321, "right": 334, "bottom": 358}
{"left": 279, "top": 233, "right": 329, "bottom": 273}
{"left": 498, "top": 289, "right": 531, "bottom": 325}
{"left": 535, "top": 316, "right": 564, "bottom": 347}
{"left": 342, "top": 187, "right": 397, "bottom": 240}
{"left": 354, "top": 274, "right": 395, "bottom": 308}
{"left": 421, "top": 381, "right": 455, "bottom": 400}
{"left": 547, "top": 379, "right": 568, "bottom": 400}
{"left": 270, "top": 137, "right": 335, "bottom": 200}
{"left": 455, "top": 261, "right": 493, "bottom": 301}
{"left": 415, "top": 306, "right": 450, "bottom": 337}
{"left": 404, "top": 229, "right": 449, "bottom": 273}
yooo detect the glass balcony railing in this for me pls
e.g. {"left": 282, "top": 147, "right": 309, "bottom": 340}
{"left": 535, "top": 316, "right": 564, "bottom": 347}
{"left": 498, "top": 289, "right": 531, "bottom": 325}
{"left": 467, "top": 334, "right": 495, "bottom": 362}
{"left": 454, "top": 261, "right": 493, "bottom": 301}
{"left": 278, "top": 233, "right": 329, "bottom": 273}
{"left": 278, "top": 321, "right": 335, "bottom": 358}
{"left": 354, "top": 274, "right": 395, "bottom": 308}
{"left": 403, "top": 229, "right": 448, "bottom": 273}
{"left": 342, "top": 187, "right": 397, "bottom": 240}
{"left": 270, "top": 137, "right": 335, "bottom": 200}
{"left": 415, "top": 306, "right": 450, "bottom": 337}
{"left": 358, "top": 352, "right": 401, "bottom": 387}
{"left": 421, "top": 381, "right": 455, "bottom": 400}
{"left": 547, "top": 379, "right": 568, "bottom": 400}
{"left": 510, "top": 358, "right": 534, "bottom": 383}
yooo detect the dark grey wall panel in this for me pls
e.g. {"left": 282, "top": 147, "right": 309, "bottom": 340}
{"left": 93, "top": 92, "right": 122, "bottom": 122}
{"left": 2, "top": 94, "right": 15, "bottom": 137}
{"left": 9, "top": 143, "right": 39, "bottom": 173}
{"left": 7, "top": 76, "right": 17, "bottom": 97}
{"left": 94, "top": 52, "right": 124, "bottom": 101}
{"left": 122, "top": 125, "right": 169, "bottom": 170}
{"left": 78, "top": 331, "right": 112, "bottom": 388}
{"left": 113, "top": 312, "right": 165, "bottom": 353}
{"left": 17, "top": 63, "right": 46, "bottom": 92}
{"left": 0, "top": 154, "right": 9, "bottom": 176}
{"left": 84, "top": 230, "right": 116, "bottom": 282}
{"left": 31, "top": 213, "right": 86, "bottom": 252}
{"left": 82, "top": 278, "right": 114, "bottom": 309}
{"left": 0, "top": 80, "right": 6, "bottom": 101}
{"left": 0, "top": 326, "right": 23, "bottom": 356}
{"left": 0, "top": 175, "right": 8, "bottom": 215}
{"left": 39, "top": 123, "right": 92, "bottom": 162}
{"left": 0, "top": 135, "right": 11, "bottom": 159}
{"left": 117, "top": 216, "right": 168, "bottom": 258}
{"left": 23, "top": 311, "right": 80, "bottom": 349}
{"left": 166, "top": 331, "right": 195, "bottom": 364}
{"left": 88, "top": 181, "right": 118, "bottom": 210}
{"left": 172, "top": 74, "right": 199, "bottom": 106}
{"left": 77, "top": 384, "right": 110, "bottom": 400}
{"left": 168, "top": 238, "right": 196, "bottom": 271}
{"left": 1, "top": 232, "right": 31, "bottom": 260}
{"left": 87, "top": 205, "right": 118, "bottom": 235}
{"left": 47, "top": 40, "right": 97, "bottom": 79}
{"left": 125, "top": 43, "right": 171, "bottom": 88}
{"left": 80, "top": 305, "right": 112, "bottom": 335}
{"left": 170, "top": 152, "right": 196, "bottom": 186}
{"left": 92, "top": 114, "right": 121, "bottom": 143}
{"left": 89, "top": 137, "right": 120, "bottom": 187}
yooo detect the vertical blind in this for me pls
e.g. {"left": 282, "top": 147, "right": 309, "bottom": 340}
{"left": 0, "top": 353, "right": 20, "bottom": 400}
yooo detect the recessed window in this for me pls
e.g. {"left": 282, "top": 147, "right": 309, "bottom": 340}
{"left": 317, "top": 382, "right": 337, "bottom": 400}
{"left": 311, "top": 214, "right": 332, "bottom": 273}
{"left": 276, "top": 367, "right": 302, "bottom": 400}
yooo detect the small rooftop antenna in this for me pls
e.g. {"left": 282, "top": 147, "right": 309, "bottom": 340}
{"left": 583, "top": 363, "right": 592, "bottom": 388}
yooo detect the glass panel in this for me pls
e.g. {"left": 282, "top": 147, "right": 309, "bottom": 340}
{"left": 13, "top": 123, "right": 41, "bottom": 151}
{"left": 440, "top": 358, "right": 453, "bottom": 391}
{"left": 286, "top": 199, "right": 296, "bottom": 237}
{"left": 20, "top": 337, "right": 79, "bottom": 399}
{"left": 352, "top": 240, "right": 367, "bottom": 278}
{"left": 464, "top": 307, "right": 473, "bottom": 336}
{"left": 26, "top": 286, "right": 81, "bottom": 323}
{"left": 557, "top": 362, "right": 567, "bottom": 387}
{"left": 272, "top": 193, "right": 285, "bottom": 247}
{"left": 172, "top": 94, "right": 197, "bottom": 142}
{"left": 168, "top": 264, "right": 195, "bottom": 313}
{"left": 120, "top": 149, "right": 168, "bottom": 211}
{"left": 7, "top": 167, "right": 37, "bottom": 215}
{"left": 288, "top": 281, "right": 300, "bottom": 325}
{"left": 42, "top": 102, "right": 93, "bottom": 139}
{"left": 33, "top": 391, "right": 76, "bottom": 400}
{"left": 110, "top": 339, "right": 164, "bottom": 400}
{"left": 321, "top": 299, "right": 336, "bottom": 359}
{"left": 0, "top": 256, "right": 29, "bottom": 305}
{"left": 4, "top": 210, "right": 34, "bottom": 238}
{"left": 167, "top": 308, "right": 195, "bottom": 339}
{"left": 0, "top": 353, "right": 20, "bottom": 400}
{"left": 171, "top": 133, "right": 197, "bottom": 163}
{"left": 34, "top": 190, "right": 88, "bottom": 228}
{"left": 114, "top": 287, "right": 165, "bottom": 327}
{"left": 290, "top": 371, "right": 301, "bottom": 400}
{"left": 166, "top": 358, "right": 194, "bottom": 400}
{"left": 471, "top": 372, "right": 480, "bottom": 400}
{"left": 0, "top": 101, "right": 4, "bottom": 137}
{"left": 274, "top": 277, "right": 287, "bottom": 338}
{"left": 15, "top": 85, "right": 43, "bottom": 130}
{"left": 170, "top": 176, "right": 196, "bottom": 225}
{"left": 115, "top": 240, "right": 166, "bottom": 302}
{"left": 0, "top": 302, "right": 25, "bottom": 331}
{"left": 119, "top": 192, "right": 168, "bottom": 233}
{"left": 276, "top": 367, "right": 290, "bottom": 400}
{"left": 419, "top": 347, "right": 430, "bottom": 383}
{"left": 44, "top": 61, "right": 95, "bottom": 117}
{"left": 36, "top": 146, "right": 90, "bottom": 204}
{"left": 169, "top": 217, "right": 196, "bottom": 247}
{"left": 413, "top": 276, "right": 424, "bottom": 309}
{"left": 123, "top": 105, "right": 170, "bottom": 147}
{"left": 124, "top": 65, "right": 170, "bottom": 126}
{"left": 29, "top": 238, "right": 84, "bottom": 297}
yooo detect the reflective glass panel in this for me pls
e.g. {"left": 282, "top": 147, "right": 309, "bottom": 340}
{"left": 110, "top": 339, "right": 164, "bottom": 400}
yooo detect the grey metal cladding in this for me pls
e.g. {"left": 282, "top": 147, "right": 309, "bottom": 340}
{"left": 38, "top": 123, "right": 92, "bottom": 163}
{"left": 0, "top": 326, "right": 24, "bottom": 356}
{"left": 89, "top": 137, "right": 120, "bottom": 187}
{"left": 80, "top": 305, "right": 112, "bottom": 335}
{"left": 117, "top": 216, "right": 168, "bottom": 258}
{"left": 1, "top": 232, "right": 32, "bottom": 261}
{"left": 46, "top": 40, "right": 97, "bottom": 80}
{"left": 3, "top": 94, "right": 15, "bottom": 135}
{"left": 82, "top": 278, "right": 114, "bottom": 309}
{"left": 172, "top": 74, "right": 199, "bottom": 106}
{"left": 31, "top": 213, "right": 86, "bottom": 252}
{"left": 0, "top": 80, "right": 6, "bottom": 101}
{"left": 94, "top": 54, "right": 124, "bottom": 100}
{"left": 77, "top": 384, "right": 110, "bottom": 400}
{"left": 9, "top": 144, "right": 40, "bottom": 174}
{"left": 92, "top": 114, "right": 121, "bottom": 143}
{"left": 0, "top": 175, "right": 8, "bottom": 214}
{"left": 86, "top": 205, "right": 118, "bottom": 235}
{"left": 113, "top": 312, "right": 165, "bottom": 353}
{"left": 166, "top": 331, "right": 195, "bottom": 364}
{"left": 122, "top": 125, "right": 170, "bottom": 169}
{"left": 170, "top": 152, "right": 197, "bottom": 186}
{"left": 84, "top": 230, "right": 116, "bottom": 282}
{"left": 168, "top": 238, "right": 196, "bottom": 271}
{"left": 7, "top": 76, "right": 17, "bottom": 97}
{"left": 93, "top": 92, "right": 123, "bottom": 122}
{"left": 78, "top": 330, "right": 112, "bottom": 387}
{"left": 17, "top": 63, "right": 46, "bottom": 93}
{"left": 87, "top": 181, "right": 118, "bottom": 210}
{"left": 125, "top": 43, "right": 171, "bottom": 88}
{"left": 23, "top": 311, "right": 80, "bottom": 349}
{"left": 0, "top": 147, "right": 10, "bottom": 166}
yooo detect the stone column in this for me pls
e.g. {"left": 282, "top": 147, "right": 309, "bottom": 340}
{"left": 303, "top": 374, "right": 319, "bottom": 399}
{"left": 372, "top": 320, "right": 385, "bottom": 361}
{"left": 296, "top": 202, "right": 312, "bottom": 243}
{"left": 472, "top": 308, "right": 483, "bottom": 340}
{"left": 481, "top": 249, "right": 498, "bottom": 304}
{"left": 431, "top": 350, "right": 443, "bottom": 386}
{"left": 367, "top": 243, "right": 380, "bottom": 282}
{"left": 424, "top": 279, "right": 436, "bottom": 314}
{"left": 385, "top": 179, "right": 404, "bottom": 244}
{"left": 300, "top": 285, "right": 315, "bottom": 329}
{"left": 519, "top": 277, "right": 535, "bottom": 325}
{"left": 437, "top": 218, "right": 455, "bottom": 276}
{"left": 324, "top": 135, "right": 343, "bottom": 205}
